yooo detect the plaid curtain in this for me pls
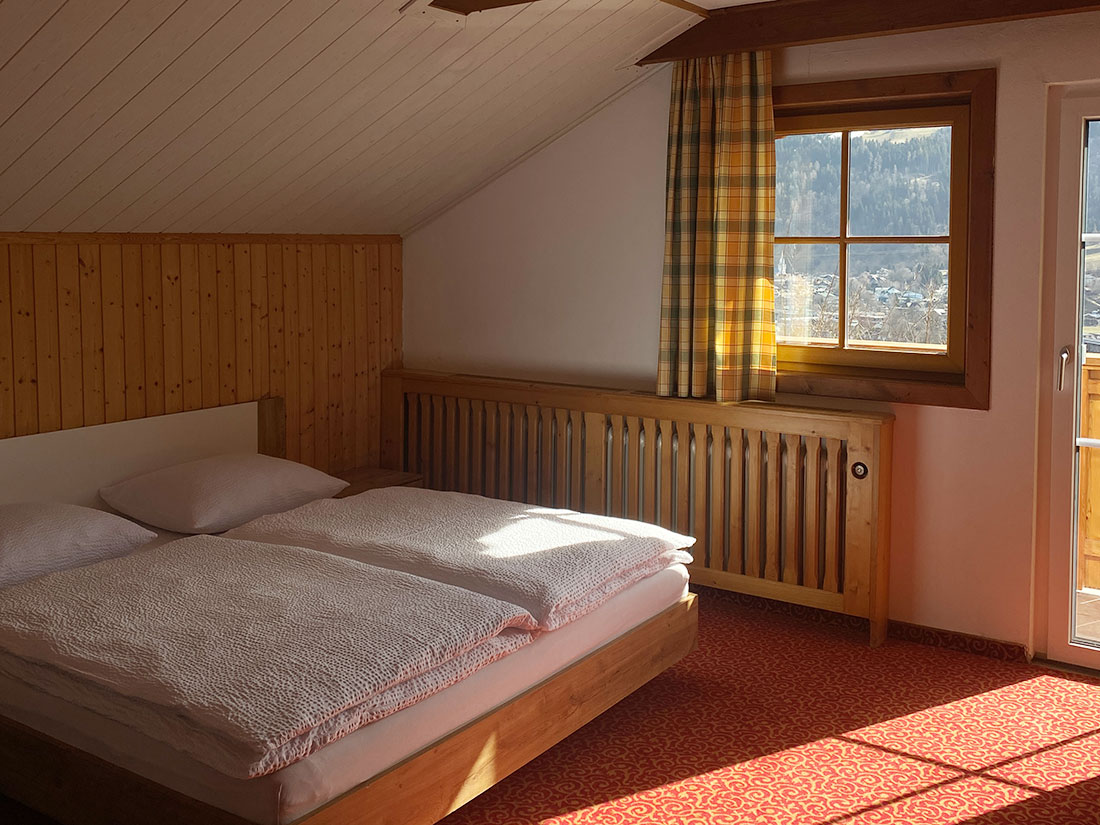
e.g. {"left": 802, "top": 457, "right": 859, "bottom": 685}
{"left": 657, "top": 53, "right": 777, "bottom": 402}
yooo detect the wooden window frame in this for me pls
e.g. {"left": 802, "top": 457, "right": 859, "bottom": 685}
{"left": 772, "top": 69, "right": 996, "bottom": 410}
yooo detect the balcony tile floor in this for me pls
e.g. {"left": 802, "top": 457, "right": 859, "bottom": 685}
{"left": 1077, "top": 589, "right": 1100, "bottom": 642}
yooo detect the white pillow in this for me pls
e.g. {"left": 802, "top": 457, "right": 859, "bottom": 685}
{"left": 0, "top": 502, "right": 156, "bottom": 587}
{"left": 99, "top": 454, "right": 349, "bottom": 534}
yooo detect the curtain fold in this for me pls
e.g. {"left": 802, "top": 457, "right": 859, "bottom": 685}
{"left": 657, "top": 52, "right": 777, "bottom": 403}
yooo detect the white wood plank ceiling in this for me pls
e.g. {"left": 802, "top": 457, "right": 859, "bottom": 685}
{"left": 0, "top": 0, "right": 694, "bottom": 235}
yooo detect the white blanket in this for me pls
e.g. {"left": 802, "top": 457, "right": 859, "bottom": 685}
{"left": 227, "top": 488, "right": 695, "bottom": 630}
{"left": 0, "top": 535, "right": 536, "bottom": 779}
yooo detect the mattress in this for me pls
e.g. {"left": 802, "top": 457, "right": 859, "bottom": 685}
{"left": 0, "top": 563, "right": 690, "bottom": 825}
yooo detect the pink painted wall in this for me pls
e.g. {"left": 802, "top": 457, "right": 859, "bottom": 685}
{"left": 404, "top": 12, "right": 1100, "bottom": 647}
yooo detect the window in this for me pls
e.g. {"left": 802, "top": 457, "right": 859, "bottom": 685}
{"left": 771, "top": 70, "right": 995, "bottom": 409}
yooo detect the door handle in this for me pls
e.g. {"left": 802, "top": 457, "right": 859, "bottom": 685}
{"left": 1059, "top": 346, "right": 1072, "bottom": 391}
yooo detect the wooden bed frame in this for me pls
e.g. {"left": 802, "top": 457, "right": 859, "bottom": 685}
{"left": 0, "top": 594, "right": 697, "bottom": 825}
{"left": 0, "top": 397, "right": 698, "bottom": 825}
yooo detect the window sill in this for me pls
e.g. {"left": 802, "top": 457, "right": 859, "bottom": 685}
{"left": 776, "top": 368, "right": 989, "bottom": 410}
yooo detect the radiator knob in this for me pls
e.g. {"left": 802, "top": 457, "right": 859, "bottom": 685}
{"left": 851, "top": 462, "right": 868, "bottom": 479}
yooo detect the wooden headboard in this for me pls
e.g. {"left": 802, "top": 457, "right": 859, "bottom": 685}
{"left": 380, "top": 370, "right": 893, "bottom": 645}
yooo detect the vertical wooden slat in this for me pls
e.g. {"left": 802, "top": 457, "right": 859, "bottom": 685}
{"left": 326, "top": 244, "right": 342, "bottom": 471}
{"left": 824, "top": 438, "right": 843, "bottom": 593}
{"left": 295, "top": 245, "right": 314, "bottom": 466}
{"left": 179, "top": 244, "right": 202, "bottom": 412}
{"left": 405, "top": 394, "right": 420, "bottom": 475}
{"left": 352, "top": 245, "right": 369, "bottom": 467}
{"left": 266, "top": 244, "right": 285, "bottom": 412}
{"left": 251, "top": 244, "right": 270, "bottom": 403}
{"left": 539, "top": 407, "right": 553, "bottom": 506}
{"left": 642, "top": 417, "right": 657, "bottom": 523}
{"left": 783, "top": 435, "right": 802, "bottom": 585}
{"left": 161, "top": 244, "right": 182, "bottom": 415}
{"left": 339, "top": 245, "right": 355, "bottom": 471}
{"left": 609, "top": 414, "right": 624, "bottom": 517}
{"left": 484, "top": 401, "right": 499, "bottom": 498}
{"left": 554, "top": 409, "right": 568, "bottom": 507}
{"left": 120, "top": 245, "right": 145, "bottom": 420}
{"left": 659, "top": 418, "right": 673, "bottom": 528}
{"left": 497, "top": 402, "right": 511, "bottom": 499}
{"left": 197, "top": 244, "right": 219, "bottom": 410}
{"left": 390, "top": 241, "right": 402, "bottom": 366}
{"left": 457, "top": 397, "right": 472, "bottom": 493}
{"left": 311, "top": 245, "right": 329, "bottom": 471}
{"left": 100, "top": 245, "right": 125, "bottom": 423}
{"left": 366, "top": 245, "right": 382, "bottom": 465}
{"left": 445, "top": 396, "right": 458, "bottom": 491}
{"left": 380, "top": 244, "right": 394, "bottom": 369}
{"left": 525, "top": 404, "right": 539, "bottom": 504}
{"left": 232, "top": 244, "right": 253, "bottom": 404}
{"left": 708, "top": 426, "right": 726, "bottom": 571}
{"left": 281, "top": 245, "right": 300, "bottom": 462}
{"left": 10, "top": 246, "right": 37, "bottom": 435}
{"left": 215, "top": 244, "right": 236, "bottom": 409}
{"left": 141, "top": 244, "right": 164, "bottom": 417}
{"left": 627, "top": 417, "right": 641, "bottom": 519}
{"left": 583, "top": 411, "right": 605, "bottom": 514}
{"left": 471, "top": 399, "right": 484, "bottom": 495}
{"left": 33, "top": 245, "right": 61, "bottom": 432}
{"left": 512, "top": 402, "right": 526, "bottom": 502}
{"left": 692, "top": 423, "right": 707, "bottom": 557}
{"left": 728, "top": 427, "right": 744, "bottom": 575}
{"left": 55, "top": 244, "right": 83, "bottom": 429}
{"left": 569, "top": 410, "right": 583, "bottom": 510}
{"left": 745, "top": 430, "right": 762, "bottom": 578}
{"left": 764, "top": 431, "right": 781, "bottom": 581}
{"left": 675, "top": 421, "right": 690, "bottom": 533}
{"left": 78, "top": 245, "right": 105, "bottom": 425}
{"left": 419, "top": 393, "right": 433, "bottom": 485}
{"left": 432, "top": 395, "right": 446, "bottom": 490}
{"left": 804, "top": 436, "right": 822, "bottom": 590}
{"left": 0, "top": 246, "right": 12, "bottom": 438}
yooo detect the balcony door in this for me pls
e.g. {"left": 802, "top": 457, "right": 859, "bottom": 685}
{"left": 1048, "top": 88, "right": 1100, "bottom": 668}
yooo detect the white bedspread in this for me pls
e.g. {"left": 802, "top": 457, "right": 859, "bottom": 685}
{"left": 227, "top": 487, "right": 695, "bottom": 630}
{"left": 0, "top": 535, "right": 536, "bottom": 779}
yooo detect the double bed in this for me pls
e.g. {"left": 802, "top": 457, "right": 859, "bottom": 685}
{"left": 0, "top": 400, "right": 698, "bottom": 825}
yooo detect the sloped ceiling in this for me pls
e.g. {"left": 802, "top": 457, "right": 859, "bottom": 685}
{"left": 0, "top": 0, "right": 696, "bottom": 235}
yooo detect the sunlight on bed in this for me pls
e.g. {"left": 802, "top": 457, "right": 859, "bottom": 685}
{"left": 475, "top": 512, "right": 625, "bottom": 559}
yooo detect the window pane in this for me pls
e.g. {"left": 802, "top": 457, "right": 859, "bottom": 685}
{"left": 847, "top": 243, "right": 949, "bottom": 350}
{"left": 775, "top": 133, "right": 841, "bottom": 237}
{"left": 775, "top": 244, "right": 840, "bottom": 345}
{"left": 1084, "top": 243, "right": 1100, "bottom": 353}
{"left": 1086, "top": 121, "right": 1100, "bottom": 234}
{"left": 848, "top": 126, "right": 951, "bottom": 237}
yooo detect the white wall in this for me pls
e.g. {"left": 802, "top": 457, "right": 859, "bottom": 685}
{"left": 405, "top": 12, "right": 1100, "bottom": 647}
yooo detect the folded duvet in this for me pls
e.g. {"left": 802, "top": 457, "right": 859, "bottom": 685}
{"left": 0, "top": 535, "right": 536, "bottom": 779}
{"left": 227, "top": 487, "right": 695, "bottom": 630}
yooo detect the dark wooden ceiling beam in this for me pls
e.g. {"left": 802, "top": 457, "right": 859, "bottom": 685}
{"left": 639, "top": 0, "right": 1100, "bottom": 64}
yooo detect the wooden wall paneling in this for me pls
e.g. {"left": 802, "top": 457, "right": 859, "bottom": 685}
{"left": 583, "top": 411, "right": 605, "bottom": 515}
{"left": 745, "top": 430, "right": 762, "bottom": 578}
{"left": 32, "top": 245, "right": 61, "bottom": 433}
{"left": 252, "top": 244, "right": 271, "bottom": 406}
{"left": 554, "top": 408, "right": 568, "bottom": 508}
{"left": 471, "top": 399, "right": 485, "bottom": 495}
{"left": 311, "top": 245, "right": 329, "bottom": 472}
{"left": 232, "top": 244, "right": 253, "bottom": 404}
{"left": 379, "top": 245, "right": 394, "bottom": 371}
{"left": 526, "top": 404, "right": 539, "bottom": 504}
{"left": 100, "top": 245, "right": 125, "bottom": 423}
{"left": 215, "top": 244, "right": 236, "bottom": 409}
{"left": 691, "top": 423, "right": 706, "bottom": 562}
{"left": 483, "top": 401, "right": 498, "bottom": 498}
{"left": 569, "top": 409, "right": 583, "bottom": 511}
{"left": 458, "top": 397, "right": 472, "bottom": 494}
{"left": 626, "top": 417, "right": 641, "bottom": 519}
{"left": 9, "top": 246, "right": 36, "bottom": 435}
{"left": 77, "top": 244, "right": 105, "bottom": 425}
{"left": 511, "top": 402, "right": 526, "bottom": 502}
{"left": 764, "top": 431, "right": 781, "bottom": 581}
{"left": 264, "top": 244, "right": 284, "bottom": 413}
{"left": 446, "top": 396, "right": 459, "bottom": 491}
{"left": 56, "top": 244, "right": 83, "bottom": 429}
{"left": 804, "top": 436, "right": 822, "bottom": 590}
{"left": 339, "top": 245, "right": 354, "bottom": 472}
{"left": 390, "top": 241, "right": 402, "bottom": 367}
{"left": 296, "top": 244, "right": 314, "bottom": 466}
{"left": 352, "top": 245, "right": 369, "bottom": 468}
{"left": 140, "top": 244, "right": 164, "bottom": 418}
{"left": 325, "top": 244, "right": 342, "bottom": 472}
{"left": 728, "top": 427, "right": 744, "bottom": 575}
{"left": 432, "top": 395, "right": 445, "bottom": 490}
{"left": 365, "top": 245, "right": 382, "bottom": 466}
{"left": 161, "top": 243, "right": 183, "bottom": 415}
{"left": 280, "top": 245, "right": 299, "bottom": 462}
{"left": 642, "top": 417, "right": 657, "bottom": 523}
{"left": 420, "top": 393, "right": 433, "bottom": 485}
{"left": 659, "top": 418, "right": 673, "bottom": 528}
{"left": 179, "top": 244, "right": 202, "bottom": 412}
{"left": 609, "top": 414, "right": 624, "bottom": 517}
{"left": 197, "top": 244, "right": 219, "bottom": 410}
{"left": 0, "top": 247, "right": 12, "bottom": 438}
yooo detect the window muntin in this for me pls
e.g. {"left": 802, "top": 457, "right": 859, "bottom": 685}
{"left": 774, "top": 105, "right": 969, "bottom": 375}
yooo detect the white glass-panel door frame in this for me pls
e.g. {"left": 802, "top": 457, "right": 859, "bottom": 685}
{"left": 1046, "top": 87, "right": 1100, "bottom": 669}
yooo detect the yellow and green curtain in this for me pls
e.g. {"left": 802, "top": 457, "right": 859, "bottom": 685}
{"left": 657, "top": 52, "right": 777, "bottom": 403}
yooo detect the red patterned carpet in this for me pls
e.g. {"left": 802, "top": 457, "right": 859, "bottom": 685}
{"left": 442, "top": 588, "right": 1100, "bottom": 825}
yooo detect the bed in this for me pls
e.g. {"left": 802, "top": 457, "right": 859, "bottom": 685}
{"left": 0, "top": 399, "right": 698, "bottom": 825}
